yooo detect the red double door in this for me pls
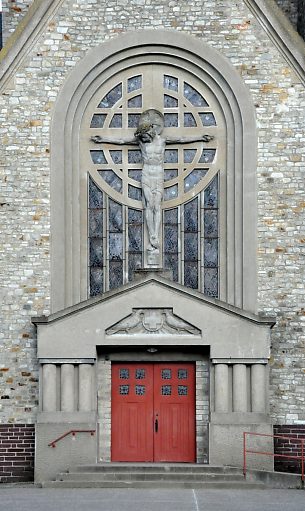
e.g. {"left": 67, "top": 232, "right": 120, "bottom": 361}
{"left": 111, "top": 363, "right": 195, "bottom": 462}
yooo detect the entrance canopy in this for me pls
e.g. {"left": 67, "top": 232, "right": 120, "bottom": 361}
{"left": 33, "top": 271, "right": 275, "bottom": 361}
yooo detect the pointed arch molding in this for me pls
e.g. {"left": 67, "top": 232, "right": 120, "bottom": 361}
{"left": 51, "top": 31, "right": 257, "bottom": 314}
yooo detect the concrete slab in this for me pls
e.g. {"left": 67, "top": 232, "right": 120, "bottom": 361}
{"left": 0, "top": 486, "right": 304, "bottom": 511}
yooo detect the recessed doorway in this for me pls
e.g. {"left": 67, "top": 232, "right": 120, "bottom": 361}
{"left": 111, "top": 362, "right": 196, "bottom": 462}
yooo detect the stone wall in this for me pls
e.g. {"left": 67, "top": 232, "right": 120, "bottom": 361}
{"left": 1, "top": 1, "right": 34, "bottom": 45}
{"left": 0, "top": 424, "right": 35, "bottom": 482}
{"left": 0, "top": 0, "right": 304, "bottom": 439}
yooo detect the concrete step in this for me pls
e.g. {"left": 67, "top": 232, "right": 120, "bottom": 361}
{"left": 43, "top": 480, "right": 266, "bottom": 490}
{"left": 56, "top": 471, "right": 245, "bottom": 482}
{"left": 71, "top": 463, "right": 240, "bottom": 474}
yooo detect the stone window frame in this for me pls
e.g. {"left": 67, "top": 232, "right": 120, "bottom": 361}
{"left": 86, "top": 64, "right": 222, "bottom": 295}
{"left": 50, "top": 31, "right": 257, "bottom": 313}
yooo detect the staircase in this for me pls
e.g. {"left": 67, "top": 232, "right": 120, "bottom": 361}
{"left": 42, "top": 463, "right": 266, "bottom": 489}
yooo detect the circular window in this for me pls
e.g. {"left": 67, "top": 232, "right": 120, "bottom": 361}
{"left": 86, "top": 64, "right": 220, "bottom": 208}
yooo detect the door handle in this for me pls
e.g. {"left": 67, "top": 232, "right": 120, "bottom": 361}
{"left": 155, "top": 418, "right": 158, "bottom": 433}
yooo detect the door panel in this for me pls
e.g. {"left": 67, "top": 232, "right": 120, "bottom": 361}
{"left": 111, "top": 362, "right": 195, "bottom": 462}
{"left": 111, "top": 364, "right": 154, "bottom": 461}
{"left": 154, "top": 363, "right": 196, "bottom": 462}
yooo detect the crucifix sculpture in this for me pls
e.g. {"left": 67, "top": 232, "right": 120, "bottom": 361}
{"left": 91, "top": 109, "right": 214, "bottom": 261}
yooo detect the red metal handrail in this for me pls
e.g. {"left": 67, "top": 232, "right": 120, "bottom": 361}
{"left": 48, "top": 429, "right": 95, "bottom": 448}
{"left": 243, "top": 431, "right": 304, "bottom": 483}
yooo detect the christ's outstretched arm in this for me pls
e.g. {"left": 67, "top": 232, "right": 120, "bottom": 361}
{"left": 91, "top": 135, "right": 138, "bottom": 145}
{"left": 165, "top": 134, "right": 214, "bottom": 145}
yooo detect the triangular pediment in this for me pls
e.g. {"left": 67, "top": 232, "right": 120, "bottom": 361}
{"left": 33, "top": 273, "right": 275, "bottom": 361}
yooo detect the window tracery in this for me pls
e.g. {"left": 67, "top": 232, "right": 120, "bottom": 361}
{"left": 87, "top": 65, "right": 221, "bottom": 297}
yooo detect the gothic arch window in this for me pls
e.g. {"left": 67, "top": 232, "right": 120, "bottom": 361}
{"left": 51, "top": 32, "right": 257, "bottom": 313}
{"left": 84, "top": 65, "right": 224, "bottom": 296}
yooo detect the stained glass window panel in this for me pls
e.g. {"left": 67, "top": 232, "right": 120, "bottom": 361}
{"left": 109, "top": 261, "right": 123, "bottom": 289}
{"left": 184, "top": 82, "right": 208, "bottom": 107}
{"left": 128, "top": 253, "right": 142, "bottom": 280}
{"left": 164, "top": 225, "right": 178, "bottom": 253}
{"left": 184, "top": 232, "right": 198, "bottom": 261}
{"left": 204, "top": 268, "right": 218, "bottom": 297}
{"left": 164, "top": 95, "right": 178, "bottom": 108}
{"left": 199, "top": 149, "right": 216, "bottom": 164}
{"left": 135, "top": 369, "right": 145, "bottom": 379}
{"left": 99, "top": 170, "right": 122, "bottom": 192}
{"left": 184, "top": 113, "right": 196, "bottom": 127}
{"left": 128, "top": 114, "right": 141, "bottom": 128}
{"left": 164, "top": 185, "right": 178, "bottom": 201}
{"left": 184, "top": 169, "right": 208, "bottom": 192}
{"left": 184, "top": 149, "right": 197, "bottom": 163}
{"left": 128, "top": 169, "right": 142, "bottom": 182}
{"left": 184, "top": 261, "right": 198, "bottom": 289}
{"left": 161, "top": 385, "right": 172, "bottom": 395}
{"left": 164, "top": 169, "right": 178, "bottom": 181}
{"left": 199, "top": 112, "right": 216, "bottom": 126}
{"left": 119, "top": 369, "right": 129, "bottom": 379}
{"left": 90, "top": 150, "right": 107, "bottom": 165}
{"left": 109, "top": 232, "right": 123, "bottom": 259}
{"left": 178, "top": 369, "right": 188, "bottom": 379}
{"left": 128, "top": 185, "right": 142, "bottom": 201}
{"left": 184, "top": 198, "right": 198, "bottom": 232}
{"left": 204, "top": 210, "right": 218, "bottom": 238}
{"left": 128, "top": 95, "right": 142, "bottom": 108}
{"left": 127, "top": 75, "right": 142, "bottom": 92}
{"left": 164, "top": 208, "right": 178, "bottom": 225}
{"left": 162, "top": 369, "right": 172, "bottom": 379}
{"left": 164, "top": 75, "right": 178, "bottom": 92}
{"left": 164, "top": 113, "right": 178, "bottom": 127}
{"left": 89, "top": 178, "right": 103, "bottom": 208}
{"left": 204, "top": 238, "right": 218, "bottom": 268}
{"left": 90, "top": 267, "right": 103, "bottom": 296}
{"left": 109, "top": 150, "right": 123, "bottom": 164}
{"left": 119, "top": 385, "right": 129, "bottom": 395}
{"left": 98, "top": 83, "right": 122, "bottom": 108}
{"left": 164, "top": 253, "right": 179, "bottom": 282}
{"left": 109, "top": 114, "right": 122, "bottom": 128}
{"left": 109, "top": 200, "right": 123, "bottom": 232}
{"left": 135, "top": 385, "right": 145, "bottom": 395}
{"left": 128, "top": 224, "right": 142, "bottom": 252}
{"left": 204, "top": 176, "right": 218, "bottom": 208}
{"left": 89, "top": 238, "right": 103, "bottom": 266}
{"left": 164, "top": 149, "right": 178, "bottom": 164}
{"left": 89, "top": 209, "right": 103, "bottom": 237}
{"left": 128, "top": 208, "right": 142, "bottom": 224}
{"left": 128, "top": 150, "right": 142, "bottom": 164}
{"left": 90, "top": 114, "right": 106, "bottom": 128}
{"left": 178, "top": 386, "right": 188, "bottom": 396}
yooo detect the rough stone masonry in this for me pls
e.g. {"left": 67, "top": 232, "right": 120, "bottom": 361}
{"left": 0, "top": 0, "right": 305, "bottom": 480}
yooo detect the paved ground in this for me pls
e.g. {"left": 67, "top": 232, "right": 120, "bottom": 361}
{"left": 0, "top": 487, "right": 304, "bottom": 511}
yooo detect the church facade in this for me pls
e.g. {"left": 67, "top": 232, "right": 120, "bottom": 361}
{"left": 0, "top": 0, "right": 305, "bottom": 483}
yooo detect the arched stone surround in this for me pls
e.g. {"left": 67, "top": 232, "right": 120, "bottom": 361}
{"left": 50, "top": 30, "right": 257, "bottom": 314}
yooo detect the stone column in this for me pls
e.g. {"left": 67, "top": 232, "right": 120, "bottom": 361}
{"left": 42, "top": 364, "right": 57, "bottom": 412}
{"left": 233, "top": 364, "right": 247, "bottom": 412}
{"left": 214, "top": 364, "right": 229, "bottom": 412}
{"left": 61, "top": 364, "right": 75, "bottom": 412}
{"left": 79, "top": 364, "right": 92, "bottom": 412}
{"left": 251, "top": 364, "right": 266, "bottom": 413}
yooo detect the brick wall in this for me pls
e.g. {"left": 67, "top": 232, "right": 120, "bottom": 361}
{"left": 274, "top": 425, "right": 305, "bottom": 474}
{"left": 0, "top": 424, "right": 35, "bottom": 483}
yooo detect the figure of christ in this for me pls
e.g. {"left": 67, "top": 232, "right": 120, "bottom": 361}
{"left": 91, "top": 109, "right": 214, "bottom": 251}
